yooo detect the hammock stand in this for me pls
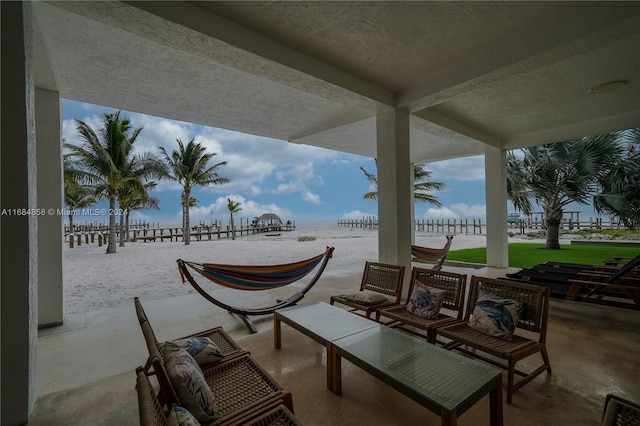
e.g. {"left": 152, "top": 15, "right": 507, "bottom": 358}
{"left": 177, "top": 246, "right": 335, "bottom": 333}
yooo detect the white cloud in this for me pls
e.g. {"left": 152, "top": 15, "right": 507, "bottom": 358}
{"left": 428, "top": 155, "right": 485, "bottom": 181}
{"left": 423, "top": 203, "right": 486, "bottom": 219}
{"left": 423, "top": 207, "right": 459, "bottom": 219}
{"left": 187, "top": 195, "right": 292, "bottom": 223}
{"left": 301, "top": 191, "right": 321, "bottom": 204}
{"left": 342, "top": 210, "right": 376, "bottom": 220}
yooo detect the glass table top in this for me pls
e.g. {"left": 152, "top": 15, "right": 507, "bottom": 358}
{"left": 332, "top": 326, "right": 501, "bottom": 412}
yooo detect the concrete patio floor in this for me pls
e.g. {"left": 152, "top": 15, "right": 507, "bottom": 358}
{"left": 30, "top": 265, "right": 640, "bottom": 425}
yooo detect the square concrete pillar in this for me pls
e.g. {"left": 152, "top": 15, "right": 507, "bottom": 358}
{"left": 1, "top": 1, "right": 39, "bottom": 423}
{"left": 485, "top": 147, "right": 509, "bottom": 268}
{"left": 36, "top": 88, "right": 64, "bottom": 327}
{"left": 376, "top": 109, "right": 413, "bottom": 294}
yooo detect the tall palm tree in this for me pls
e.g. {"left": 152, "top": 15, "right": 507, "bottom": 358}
{"left": 63, "top": 155, "right": 96, "bottom": 232}
{"left": 160, "top": 138, "right": 229, "bottom": 245}
{"left": 507, "top": 133, "right": 623, "bottom": 249}
{"left": 227, "top": 198, "right": 242, "bottom": 240}
{"left": 593, "top": 128, "right": 640, "bottom": 229}
{"left": 360, "top": 163, "right": 445, "bottom": 206}
{"left": 65, "top": 111, "right": 158, "bottom": 253}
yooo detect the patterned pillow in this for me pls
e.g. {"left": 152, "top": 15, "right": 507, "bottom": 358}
{"left": 468, "top": 290, "right": 525, "bottom": 341}
{"left": 405, "top": 280, "right": 447, "bottom": 319}
{"left": 170, "top": 337, "right": 224, "bottom": 366}
{"left": 162, "top": 342, "right": 216, "bottom": 423}
{"left": 169, "top": 404, "right": 201, "bottom": 426}
{"left": 341, "top": 290, "right": 388, "bottom": 305}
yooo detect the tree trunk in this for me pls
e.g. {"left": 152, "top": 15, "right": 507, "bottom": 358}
{"left": 231, "top": 213, "right": 235, "bottom": 240}
{"left": 125, "top": 210, "right": 130, "bottom": 242}
{"left": 545, "top": 206, "right": 562, "bottom": 249}
{"left": 68, "top": 213, "right": 73, "bottom": 233}
{"left": 184, "top": 188, "right": 191, "bottom": 245}
{"left": 107, "top": 195, "right": 117, "bottom": 253}
{"left": 118, "top": 205, "right": 125, "bottom": 247}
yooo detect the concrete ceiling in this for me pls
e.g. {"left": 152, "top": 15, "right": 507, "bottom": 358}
{"left": 30, "top": 1, "right": 640, "bottom": 163}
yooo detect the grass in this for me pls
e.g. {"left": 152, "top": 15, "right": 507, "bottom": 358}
{"left": 446, "top": 243, "right": 640, "bottom": 269}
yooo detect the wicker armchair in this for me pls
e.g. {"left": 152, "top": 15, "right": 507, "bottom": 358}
{"left": 601, "top": 394, "right": 640, "bottom": 426}
{"left": 330, "top": 261, "right": 405, "bottom": 319}
{"left": 377, "top": 268, "right": 467, "bottom": 343}
{"left": 140, "top": 318, "right": 294, "bottom": 425}
{"left": 134, "top": 297, "right": 242, "bottom": 373}
{"left": 437, "top": 275, "right": 552, "bottom": 404}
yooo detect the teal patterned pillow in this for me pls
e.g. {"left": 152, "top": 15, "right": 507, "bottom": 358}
{"left": 468, "top": 290, "right": 525, "bottom": 341}
{"left": 170, "top": 404, "right": 201, "bottom": 426}
{"left": 163, "top": 342, "right": 216, "bottom": 423}
{"left": 170, "top": 336, "right": 224, "bottom": 366}
{"left": 405, "top": 280, "right": 447, "bottom": 319}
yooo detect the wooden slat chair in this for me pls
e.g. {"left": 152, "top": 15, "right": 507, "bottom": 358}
{"left": 140, "top": 320, "right": 294, "bottom": 426}
{"left": 601, "top": 394, "right": 640, "bottom": 426}
{"left": 436, "top": 275, "right": 552, "bottom": 404}
{"left": 134, "top": 297, "right": 243, "bottom": 374}
{"left": 566, "top": 254, "right": 640, "bottom": 310}
{"left": 377, "top": 268, "right": 467, "bottom": 343}
{"left": 330, "top": 261, "right": 405, "bottom": 319}
{"left": 411, "top": 234, "right": 454, "bottom": 270}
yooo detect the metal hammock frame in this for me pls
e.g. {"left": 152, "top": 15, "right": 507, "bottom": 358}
{"left": 177, "top": 246, "right": 335, "bottom": 333}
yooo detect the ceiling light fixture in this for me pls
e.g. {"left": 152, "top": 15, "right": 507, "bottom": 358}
{"left": 589, "top": 80, "right": 627, "bottom": 94}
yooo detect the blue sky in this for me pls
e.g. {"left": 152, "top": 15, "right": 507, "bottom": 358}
{"left": 61, "top": 99, "right": 591, "bottom": 226}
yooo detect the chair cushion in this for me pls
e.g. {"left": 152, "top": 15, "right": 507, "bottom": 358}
{"left": 163, "top": 342, "right": 216, "bottom": 423}
{"left": 170, "top": 404, "right": 201, "bottom": 426}
{"left": 405, "top": 280, "right": 447, "bottom": 319}
{"left": 170, "top": 336, "right": 224, "bottom": 366}
{"left": 341, "top": 290, "right": 388, "bottom": 305}
{"left": 468, "top": 290, "right": 525, "bottom": 341}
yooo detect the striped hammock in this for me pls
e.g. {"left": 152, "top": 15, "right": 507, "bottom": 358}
{"left": 180, "top": 251, "right": 327, "bottom": 291}
{"left": 176, "top": 246, "right": 335, "bottom": 333}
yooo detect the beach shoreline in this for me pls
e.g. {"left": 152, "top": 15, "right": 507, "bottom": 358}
{"left": 62, "top": 225, "right": 544, "bottom": 317}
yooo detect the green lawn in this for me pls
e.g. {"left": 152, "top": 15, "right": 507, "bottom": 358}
{"left": 446, "top": 243, "right": 640, "bottom": 269}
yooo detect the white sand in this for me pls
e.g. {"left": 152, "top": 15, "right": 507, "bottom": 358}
{"left": 62, "top": 226, "right": 542, "bottom": 316}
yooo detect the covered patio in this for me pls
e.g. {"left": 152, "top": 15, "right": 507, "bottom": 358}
{"left": 2, "top": 1, "right": 640, "bottom": 423}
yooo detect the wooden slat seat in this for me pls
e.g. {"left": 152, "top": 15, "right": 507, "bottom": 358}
{"left": 437, "top": 275, "right": 551, "bottom": 405}
{"left": 601, "top": 393, "right": 640, "bottom": 426}
{"left": 330, "top": 261, "right": 405, "bottom": 319}
{"left": 377, "top": 268, "right": 467, "bottom": 343}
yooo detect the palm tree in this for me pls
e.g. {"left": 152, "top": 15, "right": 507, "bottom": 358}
{"left": 63, "top": 155, "right": 96, "bottom": 232}
{"left": 117, "top": 178, "right": 159, "bottom": 244}
{"left": 65, "top": 111, "right": 158, "bottom": 253}
{"left": 227, "top": 198, "right": 242, "bottom": 240}
{"left": 507, "top": 133, "right": 623, "bottom": 249}
{"left": 159, "top": 138, "right": 229, "bottom": 245}
{"left": 593, "top": 128, "right": 640, "bottom": 229}
{"left": 360, "top": 163, "right": 445, "bottom": 206}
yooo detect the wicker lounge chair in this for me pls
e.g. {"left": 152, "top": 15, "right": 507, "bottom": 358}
{"left": 567, "top": 254, "right": 640, "bottom": 310}
{"left": 136, "top": 365, "right": 297, "bottom": 426}
{"left": 377, "top": 268, "right": 467, "bottom": 343}
{"left": 139, "top": 318, "right": 294, "bottom": 425}
{"left": 601, "top": 393, "right": 640, "bottom": 426}
{"left": 411, "top": 235, "right": 454, "bottom": 270}
{"left": 330, "top": 261, "right": 405, "bottom": 319}
{"left": 437, "top": 275, "right": 552, "bottom": 404}
{"left": 134, "top": 297, "right": 242, "bottom": 373}
{"left": 177, "top": 246, "right": 335, "bottom": 333}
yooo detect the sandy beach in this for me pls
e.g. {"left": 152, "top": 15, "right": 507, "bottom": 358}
{"left": 62, "top": 225, "right": 545, "bottom": 316}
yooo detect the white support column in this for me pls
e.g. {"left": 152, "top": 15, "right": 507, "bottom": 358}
{"left": 376, "top": 109, "right": 412, "bottom": 295}
{"left": 484, "top": 147, "right": 509, "bottom": 268}
{"left": 36, "top": 88, "right": 64, "bottom": 327}
{"left": 1, "top": 1, "right": 39, "bottom": 423}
